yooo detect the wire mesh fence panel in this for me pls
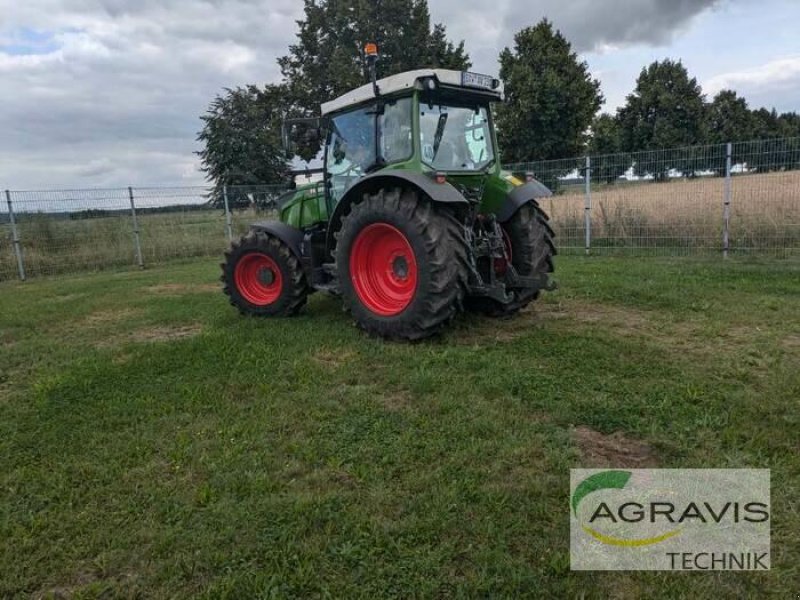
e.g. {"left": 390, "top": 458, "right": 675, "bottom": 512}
{"left": 0, "top": 221, "right": 18, "bottom": 282}
{"left": 728, "top": 138, "right": 800, "bottom": 257}
{"left": 225, "top": 184, "right": 291, "bottom": 238}
{"left": 1, "top": 138, "right": 798, "bottom": 282}
{"left": 505, "top": 156, "right": 587, "bottom": 254}
{"left": 586, "top": 145, "right": 726, "bottom": 256}
{"left": 5, "top": 188, "right": 138, "bottom": 278}
{"left": 132, "top": 187, "right": 226, "bottom": 264}
{"left": 509, "top": 141, "right": 800, "bottom": 256}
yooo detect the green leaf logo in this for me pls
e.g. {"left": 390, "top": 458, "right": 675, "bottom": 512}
{"left": 571, "top": 470, "right": 632, "bottom": 516}
{"left": 572, "top": 470, "right": 681, "bottom": 547}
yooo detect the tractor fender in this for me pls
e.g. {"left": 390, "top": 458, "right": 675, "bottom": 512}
{"left": 249, "top": 220, "right": 305, "bottom": 260}
{"left": 496, "top": 180, "right": 553, "bottom": 223}
{"left": 326, "top": 171, "right": 468, "bottom": 251}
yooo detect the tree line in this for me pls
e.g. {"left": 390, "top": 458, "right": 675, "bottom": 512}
{"left": 197, "top": 2, "right": 800, "bottom": 197}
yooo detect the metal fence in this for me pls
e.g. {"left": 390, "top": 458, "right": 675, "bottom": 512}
{"left": 0, "top": 185, "right": 289, "bottom": 281}
{"left": 1, "top": 138, "right": 799, "bottom": 282}
{"left": 505, "top": 137, "right": 800, "bottom": 257}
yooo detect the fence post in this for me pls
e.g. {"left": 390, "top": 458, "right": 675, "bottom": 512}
{"left": 5, "top": 190, "right": 26, "bottom": 281}
{"left": 723, "top": 142, "right": 732, "bottom": 259}
{"left": 128, "top": 186, "right": 144, "bottom": 268}
{"left": 584, "top": 155, "right": 592, "bottom": 255}
{"left": 223, "top": 184, "right": 233, "bottom": 243}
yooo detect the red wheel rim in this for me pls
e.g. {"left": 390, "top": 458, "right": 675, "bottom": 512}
{"left": 233, "top": 253, "right": 283, "bottom": 306}
{"left": 349, "top": 223, "right": 418, "bottom": 316}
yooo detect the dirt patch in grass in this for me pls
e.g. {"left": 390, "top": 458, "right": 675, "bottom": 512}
{"left": 131, "top": 324, "right": 203, "bottom": 343}
{"left": 312, "top": 348, "right": 356, "bottom": 368}
{"left": 145, "top": 283, "right": 218, "bottom": 295}
{"left": 558, "top": 302, "right": 651, "bottom": 333}
{"left": 93, "top": 323, "right": 202, "bottom": 349}
{"left": 453, "top": 306, "right": 541, "bottom": 344}
{"left": 379, "top": 389, "right": 413, "bottom": 411}
{"left": 84, "top": 307, "right": 142, "bottom": 325}
{"left": 38, "top": 570, "right": 141, "bottom": 600}
{"left": 37, "top": 569, "right": 101, "bottom": 599}
{"left": 0, "top": 378, "right": 11, "bottom": 403}
{"left": 571, "top": 426, "right": 658, "bottom": 468}
{"left": 456, "top": 300, "right": 656, "bottom": 345}
{"left": 51, "top": 293, "right": 87, "bottom": 304}
{"left": 459, "top": 299, "right": 769, "bottom": 364}
{"left": 780, "top": 334, "right": 800, "bottom": 352}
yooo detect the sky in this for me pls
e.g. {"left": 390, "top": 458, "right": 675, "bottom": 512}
{"left": 0, "top": 0, "right": 798, "bottom": 189}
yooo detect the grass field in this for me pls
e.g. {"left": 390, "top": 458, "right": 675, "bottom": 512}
{"left": 1, "top": 256, "right": 798, "bottom": 597}
{"left": 0, "top": 208, "right": 268, "bottom": 282}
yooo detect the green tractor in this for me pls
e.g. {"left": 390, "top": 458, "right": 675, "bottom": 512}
{"left": 222, "top": 47, "right": 556, "bottom": 340}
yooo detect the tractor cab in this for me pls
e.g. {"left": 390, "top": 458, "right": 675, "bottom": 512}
{"left": 320, "top": 69, "right": 503, "bottom": 205}
{"left": 281, "top": 67, "right": 506, "bottom": 224}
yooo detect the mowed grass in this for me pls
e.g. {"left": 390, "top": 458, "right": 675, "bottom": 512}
{"left": 0, "top": 256, "right": 798, "bottom": 598}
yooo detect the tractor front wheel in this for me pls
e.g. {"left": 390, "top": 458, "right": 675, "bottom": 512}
{"left": 221, "top": 230, "right": 308, "bottom": 316}
{"left": 336, "top": 188, "right": 467, "bottom": 340}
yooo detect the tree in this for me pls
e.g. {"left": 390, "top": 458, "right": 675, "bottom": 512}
{"left": 617, "top": 59, "right": 705, "bottom": 151}
{"left": 198, "top": 0, "right": 469, "bottom": 191}
{"left": 617, "top": 60, "right": 706, "bottom": 179}
{"left": 588, "top": 114, "right": 629, "bottom": 183}
{"left": 777, "top": 112, "right": 800, "bottom": 137}
{"left": 589, "top": 114, "right": 622, "bottom": 155}
{"left": 750, "top": 107, "right": 800, "bottom": 140}
{"left": 278, "top": 0, "right": 470, "bottom": 116}
{"left": 705, "top": 90, "right": 755, "bottom": 144}
{"left": 744, "top": 109, "right": 800, "bottom": 172}
{"left": 751, "top": 108, "right": 782, "bottom": 140}
{"left": 496, "top": 20, "right": 603, "bottom": 163}
{"left": 197, "top": 84, "right": 290, "bottom": 206}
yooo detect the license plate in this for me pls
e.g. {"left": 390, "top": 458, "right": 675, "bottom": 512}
{"left": 461, "top": 71, "right": 495, "bottom": 90}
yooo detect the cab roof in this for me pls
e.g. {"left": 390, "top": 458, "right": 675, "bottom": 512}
{"left": 320, "top": 69, "right": 503, "bottom": 116}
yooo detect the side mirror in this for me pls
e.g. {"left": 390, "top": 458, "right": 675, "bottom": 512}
{"left": 282, "top": 118, "right": 324, "bottom": 159}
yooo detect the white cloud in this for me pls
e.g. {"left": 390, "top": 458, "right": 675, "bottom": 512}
{"left": 702, "top": 55, "right": 800, "bottom": 113}
{"left": 705, "top": 56, "right": 800, "bottom": 98}
{"left": 0, "top": 0, "right": 794, "bottom": 189}
{"left": 0, "top": 0, "right": 301, "bottom": 188}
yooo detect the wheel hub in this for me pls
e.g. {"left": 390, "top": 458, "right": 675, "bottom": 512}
{"left": 257, "top": 267, "right": 275, "bottom": 285}
{"left": 391, "top": 255, "right": 409, "bottom": 279}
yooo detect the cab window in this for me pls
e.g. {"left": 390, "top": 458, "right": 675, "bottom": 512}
{"left": 326, "top": 107, "right": 376, "bottom": 203}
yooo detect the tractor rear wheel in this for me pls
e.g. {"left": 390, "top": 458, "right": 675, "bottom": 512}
{"left": 471, "top": 201, "right": 556, "bottom": 317}
{"left": 221, "top": 230, "right": 308, "bottom": 316}
{"left": 336, "top": 188, "right": 467, "bottom": 340}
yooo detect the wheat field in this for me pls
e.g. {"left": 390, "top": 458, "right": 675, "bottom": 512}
{"left": 539, "top": 170, "right": 800, "bottom": 255}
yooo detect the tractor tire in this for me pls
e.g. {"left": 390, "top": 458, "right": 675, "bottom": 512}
{"left": 335, "top": 187, "right": 468, "bottom": 340}
{"left": 470, "top": 201, "right": 556, "bottom": 318}
{"left": 221, "top": 230, "right": 308, "bottom": 317}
